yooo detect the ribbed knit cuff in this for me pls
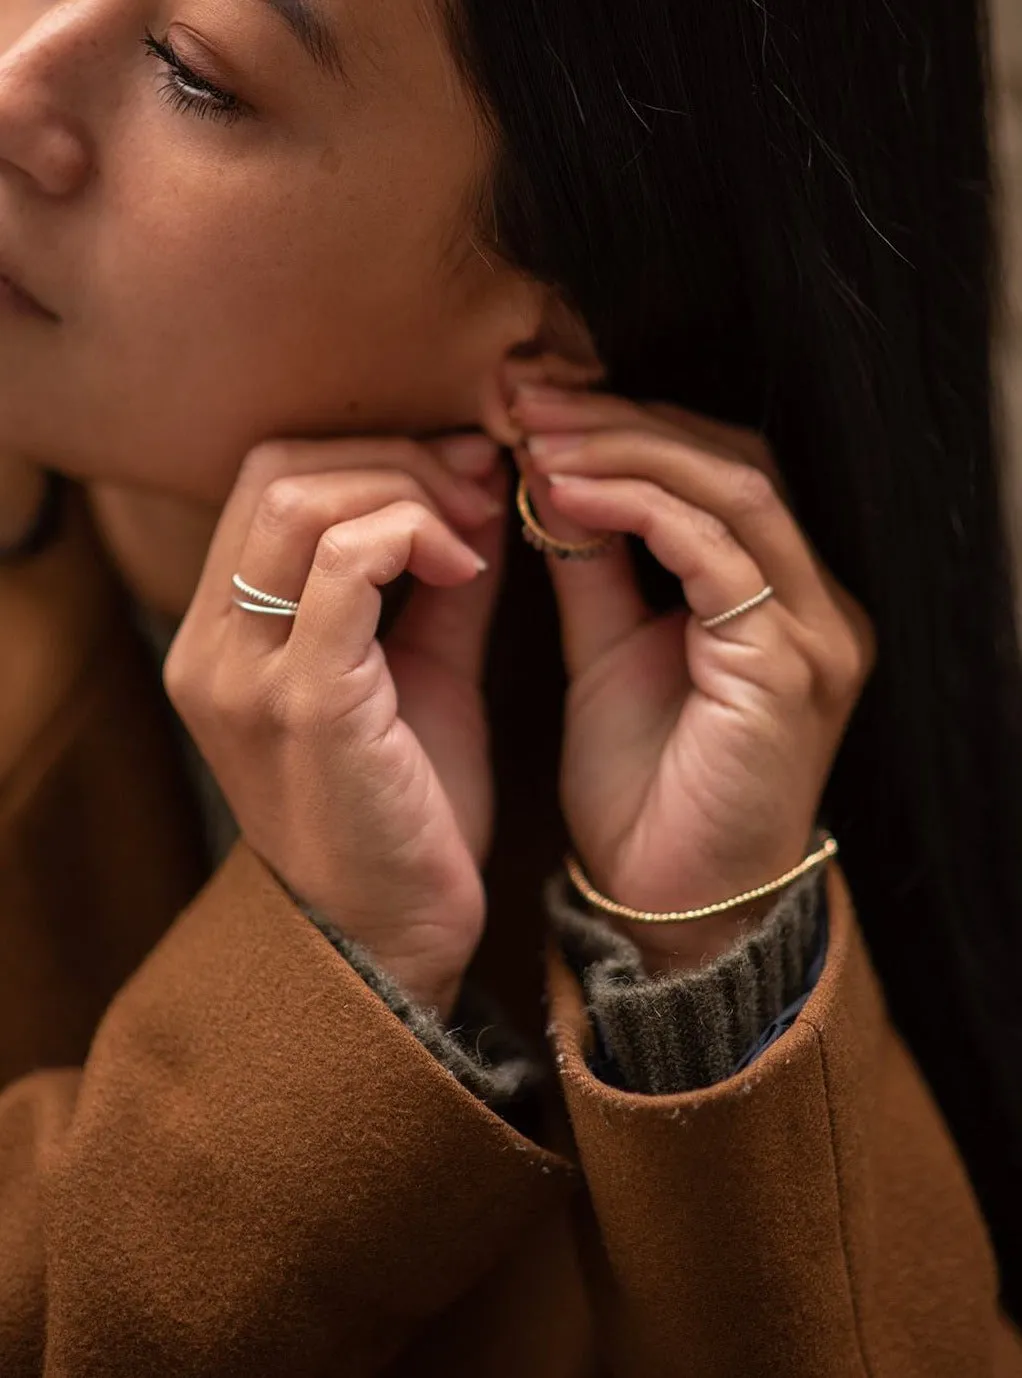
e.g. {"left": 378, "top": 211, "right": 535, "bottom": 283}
{"left": 301, "top": 908, "right": 545, "bottom": 1113}
{"left": 544, "top": 864, "right": 827, "bottom": 1096}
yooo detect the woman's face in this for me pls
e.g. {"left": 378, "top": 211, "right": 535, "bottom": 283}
{"left": 0, "top": 0, "right": 540, "bottom": 503}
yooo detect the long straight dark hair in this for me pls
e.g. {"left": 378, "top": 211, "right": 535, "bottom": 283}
{"left": 447, "top": 0, "right": 1022, "bottom": 1315}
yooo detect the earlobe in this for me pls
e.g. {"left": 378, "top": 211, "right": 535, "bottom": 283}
{"left": 477, "top": 296, "right": 607, "bottom": 446}
{"left": 477, "top": 368, "right": 530, "bottom": 447}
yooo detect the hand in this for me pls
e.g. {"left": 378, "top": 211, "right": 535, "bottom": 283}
{"left": 510, "top": 384, "right": 876, "bottom": 973}
{"left": 164, "top": 432, "right": 508, "bottom": 1016}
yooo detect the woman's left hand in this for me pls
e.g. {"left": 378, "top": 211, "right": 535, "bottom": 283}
{"left": 509, "top": 385, "right": 876, "bottom": 972}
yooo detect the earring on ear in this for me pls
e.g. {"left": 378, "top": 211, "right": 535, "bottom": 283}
{"left": 513, "top": 444, "right": 616, "bottom": 562}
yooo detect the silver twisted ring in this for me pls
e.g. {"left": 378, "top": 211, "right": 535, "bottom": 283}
{"left": 699, "top": 584, "right": 775, "bottom": 630}
{"left": 231, "top": 599, "right": 299, "bottom": 617}
{"left": 231, "top": 572, "right": 300, "bottom": 617}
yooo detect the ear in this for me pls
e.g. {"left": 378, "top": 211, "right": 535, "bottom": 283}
{"left": 477, "top": 289, "right": 607, "bottom": 446}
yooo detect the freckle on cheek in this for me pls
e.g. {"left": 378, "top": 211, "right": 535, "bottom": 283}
{"left": 319, "top": 147, "right": 341, "bottom": 175}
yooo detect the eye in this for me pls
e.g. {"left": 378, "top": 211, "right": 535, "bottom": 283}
{"left": 142, "top": 30, "right": 248, "bottom": 126}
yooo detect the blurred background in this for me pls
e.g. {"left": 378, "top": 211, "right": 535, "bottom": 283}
{"left": 992, "top": 0, "right": 1022, "bottom": 581}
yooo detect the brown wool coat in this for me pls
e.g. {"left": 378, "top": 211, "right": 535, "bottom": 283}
{"left": 1, "top": 480, "right": 1021, "bottom": 1377}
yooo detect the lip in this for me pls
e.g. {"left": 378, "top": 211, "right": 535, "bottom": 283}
{"left": 0, "top": 262, "right": 59, "bottom": 322}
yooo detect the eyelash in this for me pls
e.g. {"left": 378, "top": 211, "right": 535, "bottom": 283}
{"left": 142, "top": 30, "right": 247, "bottom": 126}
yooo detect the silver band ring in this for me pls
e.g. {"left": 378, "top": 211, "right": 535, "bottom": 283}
{"left": 231, "top": 572, "right": 300, "bottom": 613}
{"left": 231, "top": 598, "right": 299, "bottom": 617}
{"left": 699, "top": 584, "right": 775, "bottom": 629}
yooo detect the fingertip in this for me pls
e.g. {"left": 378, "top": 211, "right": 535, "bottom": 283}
{"left": 432, "top": 432, "right": 501, "bottom": 477}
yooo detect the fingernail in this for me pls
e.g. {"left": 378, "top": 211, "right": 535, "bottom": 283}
{"left": 434, "top": 432, "right": 500, "bottom": 476}
{"left": 471, "top": 550, "right": 489, "bottom": 571}
{"left": 526, "top": 433, "right": 588, "bottom": 459}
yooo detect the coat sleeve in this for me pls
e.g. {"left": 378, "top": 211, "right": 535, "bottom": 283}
{"left": 545, "top": 858, "right": 1022, "bottom": 1378}
{"left": 0, "top": 840, "right": 572, "bottom": 1378}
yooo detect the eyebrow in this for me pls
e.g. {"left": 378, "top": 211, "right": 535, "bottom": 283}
{"left": 258, "top": 0, "right": 345, "bottom": 79}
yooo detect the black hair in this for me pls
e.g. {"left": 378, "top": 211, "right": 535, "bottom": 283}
{"left": 447, "top": 0, "right": 1022, "bottom": 1316}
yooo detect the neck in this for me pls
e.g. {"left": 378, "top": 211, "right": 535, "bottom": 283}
{"left": 85, "top": 482, "right": 220, "bottom": 626}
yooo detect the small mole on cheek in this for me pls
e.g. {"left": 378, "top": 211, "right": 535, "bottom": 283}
{"left": 319, "top": 146, "right": 341, "bottom": 175}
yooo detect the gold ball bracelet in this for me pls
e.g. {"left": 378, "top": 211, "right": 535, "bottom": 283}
{"left": 564, "top": 829, "right": 839, "bottom": 924}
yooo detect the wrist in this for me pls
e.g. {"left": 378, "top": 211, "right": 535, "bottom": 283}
{"left": 611, "top": 894, "right": 779, "bottom": 976}
{"left": 373, "top": 950, "right": 469, "bottom": 1023}
{"left": 566, "top": 827, "right": 831, "bottom": 976}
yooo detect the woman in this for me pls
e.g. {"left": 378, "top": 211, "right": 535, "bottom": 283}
{"left": 0, "top": 0, "right": 1019, "bottom": 1372}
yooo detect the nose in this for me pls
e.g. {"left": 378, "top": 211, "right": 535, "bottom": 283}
{"left": 0, "top": 10, "right": 95, "bottom": 198}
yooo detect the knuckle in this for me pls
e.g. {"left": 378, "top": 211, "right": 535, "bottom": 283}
{"left": 389, "top": 497, "right": 434, "bottom": 532}
{"left": 809, "top": 628, "right": 872, "bottom": 709}
{"left": 242, "top": 440, "right": 291, "bottom": 482}
{"left": 161, "top": 644, "right": 193, "bottom": 710}
{"left": 257, "top": 477, "right": 314, "bottom": 534}
{"left": 689, "top": 506, "right": 733, "bottom": 550}
{"left": 723, "top": 463, "right": 776, "bottom": 519}
{"left": 848, "top": 600, "right": 879, "bottom": 678}
{"left": 314, "top": 526, "right": 357, "bottom": 575}
{"left": 818, "top": 596, "right": 878, "bottom": 696}
{"left": 828, "top": 630, "right": 874, "bottom": 694}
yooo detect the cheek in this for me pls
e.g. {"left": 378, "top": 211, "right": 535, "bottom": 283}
{"left": 89, "top": 169, "right": 475, "bottom": 463}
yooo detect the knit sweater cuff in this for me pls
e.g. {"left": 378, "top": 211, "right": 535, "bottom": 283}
{"left": 543, "top": 864, "right": 827, "bottom": 1096}
{"left": 296, "top": 904, "right": 545, "bottom": 1114}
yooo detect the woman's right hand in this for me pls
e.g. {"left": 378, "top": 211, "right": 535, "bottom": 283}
{"left": 163, "top": 433, "right": 508, "bottom": 1018}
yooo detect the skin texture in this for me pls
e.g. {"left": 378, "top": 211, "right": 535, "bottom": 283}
{"left": 0, "top": 0, "right": 578, "bottom": 501}
{"left": 0, "top": 0, "right": 874, "bottom": 1005}
{"left": 510, "top": 387, "right": 874, "bottom": 973}
{"left": 0, "top": 0, "right": 603, "bottom": 1011}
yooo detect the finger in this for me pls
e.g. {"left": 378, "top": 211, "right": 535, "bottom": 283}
{"left": 226, "top": 468, "right": 490, "bottom": 656}
{"left": 185, "top": 435, "right": 499, "bottom": 634}
{"left": 527, "top": 428, "right": 830, "bottom": 625}
{"left": 514, "top": 449, "right": 649, "bottom": 679}
{"left": 385, "top": 461, "right": 511, "bottom": 683}
{"left": 510, "top": 383, "right": 682, "bottom": 443}
{"left": 511, "top": 385, "right": 799, "bottom": 524}
{"left": 510, "top": 383, "right": 767, "bottom": 461}
{"left": 542, "top": 474, "right": 775, "bottom": 644}
{"left": 283, "top": 502, "right": 487, "bottom": 692}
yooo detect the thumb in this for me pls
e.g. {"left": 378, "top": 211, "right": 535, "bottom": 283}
{"left": 384, "top": 460, "right": 510, "bottom": 683}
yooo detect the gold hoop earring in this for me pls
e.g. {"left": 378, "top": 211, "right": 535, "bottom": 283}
{"left": 516, "top": 475, "right": 616, "bottom": 561}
